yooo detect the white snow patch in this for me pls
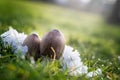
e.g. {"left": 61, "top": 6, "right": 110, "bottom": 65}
{"left": 0, "top": 27, "right": 28, "bottom": 57}
{"left": 60, "top": 45, "right": 88, "bottom": 76}
{"left": 86, "top": 68, "right": 102, "bottom": 78}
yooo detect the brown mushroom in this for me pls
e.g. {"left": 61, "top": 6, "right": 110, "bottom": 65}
{"left": 40, "top": 29, "right": 65, "bottom": 59}
{"left": 23, "top": 33, "right": 41, "bottom": 61}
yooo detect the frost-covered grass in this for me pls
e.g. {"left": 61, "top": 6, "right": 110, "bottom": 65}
{"left": 0, "top": 1, "right": 120, "bottom": 80}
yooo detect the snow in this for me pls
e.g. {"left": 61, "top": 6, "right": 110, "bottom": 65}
{"left": 1, "top": 27, "right": 28, "bottom": 55}
{"left": 86, "top": 68, "right": 102, "bottom": 78}
{"left": 60, "top": 45, "right": 88, "bottom": 76}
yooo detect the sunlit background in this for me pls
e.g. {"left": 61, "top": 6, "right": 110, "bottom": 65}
{"left": 0, "top": 0, "right": 120, "bottom": 79}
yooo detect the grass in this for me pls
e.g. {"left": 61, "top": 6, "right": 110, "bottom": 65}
{"left": 0, "top": 1, "right": 120, "bottom": 80}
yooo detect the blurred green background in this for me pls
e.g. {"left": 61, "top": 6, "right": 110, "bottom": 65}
{"left": 0, "top": 0, "right": 120, "bottom": 79}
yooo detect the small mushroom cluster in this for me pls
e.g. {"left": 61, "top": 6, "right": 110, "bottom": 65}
{"left": 23, "top": 29, "right": 65, "bottom": 61}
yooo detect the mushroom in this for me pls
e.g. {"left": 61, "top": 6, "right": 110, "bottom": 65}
{"left": 23, "top": 33, "right": 41, "bottom": 61}
{"left": 40, "top": 29, "right": 65, "bottom": 59}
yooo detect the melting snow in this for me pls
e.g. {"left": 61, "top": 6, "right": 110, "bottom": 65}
{"left": 60, "top": 45, "right": 88, "bottom": 76}
{"left": 1, "top": 27, "right": 28, "bottom": 55}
